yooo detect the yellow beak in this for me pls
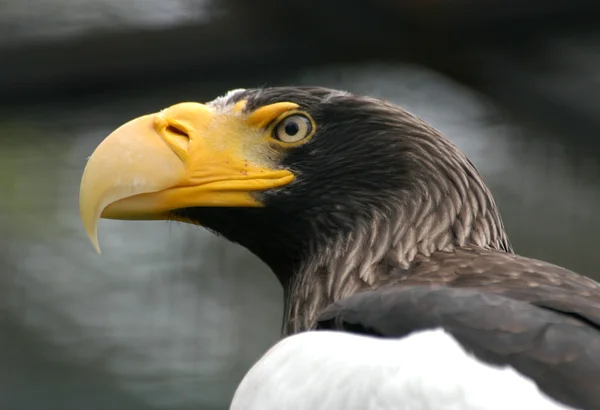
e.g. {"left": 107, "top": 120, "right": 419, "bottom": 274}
{"left": 79, "top": 102, "right": 294, "bottom": 253}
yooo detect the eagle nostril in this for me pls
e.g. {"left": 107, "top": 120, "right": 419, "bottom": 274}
{"left": 166, "top": 124, "right": 189, "bottom": 139}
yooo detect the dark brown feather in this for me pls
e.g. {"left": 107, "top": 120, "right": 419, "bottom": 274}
{"left": 316, "top": 248, "right": 600, "bottom": 409}
{"left": 396, "top": 248, "right": 600, "bottom": 328}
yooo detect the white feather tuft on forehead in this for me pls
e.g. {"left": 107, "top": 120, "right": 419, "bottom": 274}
{"left": 207, "top": 88, "right": 247, "bottom": 111}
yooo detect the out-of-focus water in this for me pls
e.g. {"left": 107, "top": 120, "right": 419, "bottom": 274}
{"left": 2, "top": 63, "right": 600, "bottom": 410}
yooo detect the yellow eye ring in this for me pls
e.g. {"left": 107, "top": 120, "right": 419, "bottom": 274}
{"left": 269, "top": 111, "right": 316, "bottom": 146}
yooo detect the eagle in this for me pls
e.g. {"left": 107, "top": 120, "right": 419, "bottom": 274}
{"left": 79, "top": 87, "right": 600, "bottom": 410}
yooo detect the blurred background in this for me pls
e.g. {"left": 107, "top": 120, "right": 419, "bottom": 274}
{"left": 1, "top": 1, "right": 599, "bottom": 409}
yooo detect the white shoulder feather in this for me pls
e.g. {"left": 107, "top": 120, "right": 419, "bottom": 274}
{"left": 230, "top": 329, "right": 574, "bottom": 410}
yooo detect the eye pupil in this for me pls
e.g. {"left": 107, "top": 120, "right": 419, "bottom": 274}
{"left": 284, "top": 121, "right": 299, "bottom": 136}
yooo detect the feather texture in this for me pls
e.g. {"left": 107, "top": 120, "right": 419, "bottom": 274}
{"left": 231, "top": 329, "right": 573, "bottom": 410}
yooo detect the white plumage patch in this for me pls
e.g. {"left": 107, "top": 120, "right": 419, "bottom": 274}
{"left": 207, "top": 88, "right": 247, "bottom": 112}
{"left": 230, "top": 329, "right": 574, "bottom": 410}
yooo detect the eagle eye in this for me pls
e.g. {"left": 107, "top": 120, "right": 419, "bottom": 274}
{"left": 273, "top": 114, "right": 313, "bottom": 143}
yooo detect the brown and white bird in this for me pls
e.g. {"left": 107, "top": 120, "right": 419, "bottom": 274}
{"left": 79, "top": 87, "right": 600, "bottom": 410}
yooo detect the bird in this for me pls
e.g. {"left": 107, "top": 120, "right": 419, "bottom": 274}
{"left": 79, "top": 86, "right": 600, "bottom": 410}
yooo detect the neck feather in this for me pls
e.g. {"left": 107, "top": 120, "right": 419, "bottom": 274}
{"left": 281, "top": 149, "right": 512, "bottom": 335}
